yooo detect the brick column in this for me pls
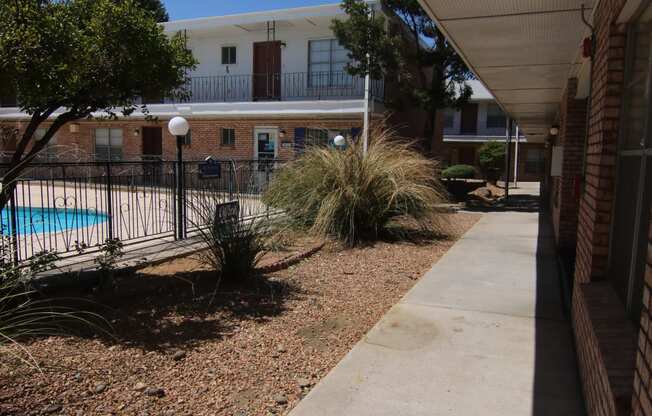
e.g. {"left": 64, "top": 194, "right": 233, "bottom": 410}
{"left": 552, "top": 78, "right": 587, "bottom": 253}
{"left": 574, "top": 19, "right": 625, "bottom": 285}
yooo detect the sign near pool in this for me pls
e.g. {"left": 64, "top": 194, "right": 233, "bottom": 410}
{"left": 199, "top": 159, "right": 221, "bottom": 178}
{"left": 213, "top": 201, "right": 239, "bottom": 230}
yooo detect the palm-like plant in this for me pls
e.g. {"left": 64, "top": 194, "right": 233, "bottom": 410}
{"left": 263, "top": 126, "right": 448, "bottom": 246}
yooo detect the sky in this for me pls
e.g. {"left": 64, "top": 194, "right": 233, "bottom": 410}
{"left": 162, "top": 0, "right": 339, "bottom": 20}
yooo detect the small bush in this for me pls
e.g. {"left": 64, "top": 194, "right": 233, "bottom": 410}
{"left": 188, "top": 196, "right": 268, "bottom": 287}
{"left": 478, "top": 141, "right": 506, "bottom": 182}
{"left": 263, "top": 126, "right": 448, "bottom": 246}
{"left": 0, "top": 252, "right": 111, "bottom": 367}
{"left": 442, "top": 164, "right": 476, "bottom": 179}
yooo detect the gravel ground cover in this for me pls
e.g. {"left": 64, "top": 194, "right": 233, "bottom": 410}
{"left": 1, "top": 212, "right": 481, "bottom": 416}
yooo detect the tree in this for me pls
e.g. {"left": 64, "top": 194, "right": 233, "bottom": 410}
{"left": 332, "top": 0, "right": 473, "bottom": 148}
{"left": 0, "top": 0, "right": 196, "bottom": 210}
{"left": 132, "top": 0, "right": 169, "bottom": 22}
{"left": 478, "top": 141, "right": 506, "bottom": 184}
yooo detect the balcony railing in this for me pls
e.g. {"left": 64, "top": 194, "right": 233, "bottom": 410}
{"left": 155, "top": 71, "right": 385, "bottom": 104}
{"left": 0, "top": 72, "right": 385, "bottom": 108}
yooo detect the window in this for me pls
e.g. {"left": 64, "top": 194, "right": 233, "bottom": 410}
{"left": 486, "top": 104, "right": 506, "bottom": 129}
{"left": 524, "top": 148, "right": 545, "bottom": 174}
{"left": 443, "top": 110, "right": 455, "bottom": 129}
{"left": 221, "top": 128, "right": 235, "bottom": 146}
{"left": 95, "top": 128, "right": 123, "bottom": 161}
{"left": 308, "top": 39, "right": 352, "bottom": 87}
{"left": 305, "top": 128, "right": 330, "bottom": 147}
{"left": 34, "top": 128, "right": 58, "bottom": 161}
{"left": 221, "top": 46, "right": 236, "bottom": 65}
{"left": 607, "top": 8, "right": 652, "bottom": 320}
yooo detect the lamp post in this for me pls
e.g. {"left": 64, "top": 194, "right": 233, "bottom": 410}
{"left": 168, "top": 116, "right": 189, "bottom": 240}
{"left": 333, "top": 134, "right": 346, "bottom": 148}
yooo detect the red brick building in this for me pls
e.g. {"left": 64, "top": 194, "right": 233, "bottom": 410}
{"left": 0, "top": 3, "right": 424, "bottom": 164}
{"left": 419, "top": 0, "right": 652, "bottom": 415}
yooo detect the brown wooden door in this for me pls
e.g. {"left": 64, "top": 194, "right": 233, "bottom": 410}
{"left": 253, "top": 41, "right": 281, "bottom": 100}
{"left": 460, "top": 103, "right": 478, "bottom": 135}
{"left": 142, "top": 127, "right": 163, "bottom": 160}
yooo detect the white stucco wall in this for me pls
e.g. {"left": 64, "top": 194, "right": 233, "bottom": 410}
{"left": 182, "top": 22, "right": 346, "bottom": 78}
{"left": 444, "top": 101, "right": 507, "bottom": 138}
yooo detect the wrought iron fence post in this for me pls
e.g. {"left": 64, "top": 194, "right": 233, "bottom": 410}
{"left": 172, "top": 162, "right": 178, "bottom": 240}
{"left": 9, "top": 187, "right": 19, "bottom": 265}
{"left": 106, "top": 162, "right": 114, "bottom": 241}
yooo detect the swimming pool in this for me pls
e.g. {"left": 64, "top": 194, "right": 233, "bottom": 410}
{"left": 1, "top": 206, "right": 109, "bottom": 235}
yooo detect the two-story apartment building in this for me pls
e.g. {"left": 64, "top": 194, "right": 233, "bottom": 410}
{"left": 0, "top": 2, "right": 404, "bottom": 163}
{"left": 434, "top": 80, "right": 546, "bottom": 182}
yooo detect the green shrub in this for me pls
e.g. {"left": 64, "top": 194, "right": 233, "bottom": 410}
{"left": 478, "top": 141, "right": 506, "bottom": 182}
{"left": 263, "top": 126, "right": 448, "bottom": 246}
{"left": 442, "top": 164, "right": 476, "bottom": 179}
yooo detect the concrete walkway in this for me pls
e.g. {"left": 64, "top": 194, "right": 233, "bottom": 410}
{"left": 290, "top": 205, "right": 585, "bottom": 415}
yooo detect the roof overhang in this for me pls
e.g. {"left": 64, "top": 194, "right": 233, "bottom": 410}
{"left": 162, "top": 2, "right": 378, "bottom": 38}
{"left": 417, "top": 0, "right": 596, "bottom": 141}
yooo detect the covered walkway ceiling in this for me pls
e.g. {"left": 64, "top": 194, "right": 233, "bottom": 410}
{"left": 417, "top": 0, "right": 595, "bottom": 140}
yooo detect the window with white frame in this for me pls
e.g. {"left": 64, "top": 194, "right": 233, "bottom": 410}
{"left": 95, "top": 128, "right": 123, "bottom": 161}
{"left": 221, "top": 46, "right": 236, "bottom": 65}
{"left": 308, "top": 39, "right": 352, "bottom": 88}
{"left": 486, "top": 104, "right": 507, "bottom": 129}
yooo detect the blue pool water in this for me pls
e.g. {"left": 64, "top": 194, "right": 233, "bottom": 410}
{"left": 1, "top": 206, "right": 109, "bottom": 235}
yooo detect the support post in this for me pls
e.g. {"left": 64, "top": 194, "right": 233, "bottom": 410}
{"left": 9, "top": 188, "right": 18, "bottom": 265}
{"left": 504, "top": 119, "right": 513, "bottom": 201}
{"left": 513, "top": 124, "right": 520, "bottom": 188}
{"left": 176, "top": 135, "right": 185, "bottom": 240}
{"left": 105, "top": 162, "right": 114, "bottom": 241}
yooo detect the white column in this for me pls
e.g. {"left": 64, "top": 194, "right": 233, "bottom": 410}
{"left": 513, "top": 125, "right": 520, "bottom": 188}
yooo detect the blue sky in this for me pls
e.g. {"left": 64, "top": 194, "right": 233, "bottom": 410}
{"left": 162, "top": 0, "right": 338, "bottom": 20}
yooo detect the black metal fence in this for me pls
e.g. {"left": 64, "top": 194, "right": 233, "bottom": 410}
{"left": 155, "top": 71, "right": 385, "bottom": 104}
{"left": 0, "top": 159, "right": 281, "bottom": 263}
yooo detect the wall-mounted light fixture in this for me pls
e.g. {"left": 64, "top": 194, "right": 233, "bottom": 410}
{"left": 69, "top": 123, "right": 80, "bottom": 134}
{"left": 279, "top": 129, "right": 287, "bottom": 139}
{"left": 549, "top": 126, "right": 560, "bottom": 136}
{"left": 133, "top": 128, "right": 140, "bottom": 137}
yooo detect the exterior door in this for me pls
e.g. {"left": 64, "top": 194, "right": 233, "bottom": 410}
{"left": 253, "top": 128, "right": 278, "bottom": 192}
{"left": 253, "top": 41, "right": 281, "bottom": 100}
{"left": 142, "top": 127, "right": 163, "bottom": 160}
{"left": 460, "top": 103, "right": 479, "bottom": 135}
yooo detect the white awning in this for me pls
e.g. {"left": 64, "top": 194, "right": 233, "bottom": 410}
{"left": 417, "top": 0, "right": 595, "bottom": 141}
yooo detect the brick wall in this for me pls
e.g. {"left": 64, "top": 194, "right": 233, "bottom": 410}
{"left": 632, "top": 212, "right": 652, "bottom": 416}
{"left": 570, "top": 1, "right": 632, "bottom": 415}
{"left": 552, "top": 78, "right": 588, "bottom": 252}
{"left": 575, "top": 1, "right": 626, "bottom": 284}
{"left": 3, "top": 117, "right": 364, "bottom": 162}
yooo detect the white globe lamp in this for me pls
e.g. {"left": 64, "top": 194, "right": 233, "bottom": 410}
{"left": 333, "top": 134, "right": 346, "bottom": 147}
{"left": 168, "top": 116, "right": 190, "bottom": 137}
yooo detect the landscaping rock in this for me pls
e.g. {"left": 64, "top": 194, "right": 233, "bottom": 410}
{"left": 42, "top": 404, "right": 62, "bottom": 414}
{"left": 274, "top": 394, "right": 288, "bottom": 405}
{"left": 92, "top": 382, "right": 107, "bottom": 394}
{"left": 172, "top": 350, "right": 186, "bottom": 361}
{"left": 133, "top": 382, "right": 147, "bottom": 392}
{"left": 297, "top": 378, "right": 312, "bottom": 388}
{"left": 144, "top": 387, "right": 166, "bottom": 398}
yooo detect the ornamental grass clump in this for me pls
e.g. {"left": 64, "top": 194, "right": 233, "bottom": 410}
{"left": 263, "top": 126, "right": 448, "bottom": 246}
